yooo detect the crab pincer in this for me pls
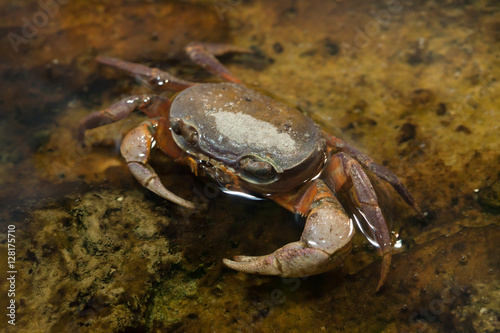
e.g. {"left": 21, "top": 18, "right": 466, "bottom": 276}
{"left": 79, "top": 42, "right": 419, "bottom": 292}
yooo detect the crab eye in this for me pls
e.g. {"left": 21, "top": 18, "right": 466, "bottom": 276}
{"left": 171, "top": 118, "right": 198, "bottom": 145}
{"left": 238, "top": 156, "right": 278, "bottom": 183}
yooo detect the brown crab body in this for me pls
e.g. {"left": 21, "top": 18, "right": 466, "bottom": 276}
{"left": 78, "top": 42, "right": 419, "bottom": 291}
{"left": 170, "top": 83, "right": 326, "bottom": 193}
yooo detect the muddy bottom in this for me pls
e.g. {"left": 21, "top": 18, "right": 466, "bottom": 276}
{"left": 0, "top": 0, "right": 499, "bottom": 332}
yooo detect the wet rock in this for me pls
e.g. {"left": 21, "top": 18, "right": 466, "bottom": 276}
{"left": 478, "top": 180, "right": 500, "bottom": 212}
{"left": 2, "top": 0, "right": 500, "bottom": 331}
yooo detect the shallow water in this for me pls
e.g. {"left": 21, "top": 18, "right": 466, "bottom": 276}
{"left": 0, "top": 0, "right": 499, "bottom": 332}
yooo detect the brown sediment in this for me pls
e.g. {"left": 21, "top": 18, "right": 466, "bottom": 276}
{"left": 0, "top": 0, "right": 499, "bottom": 332}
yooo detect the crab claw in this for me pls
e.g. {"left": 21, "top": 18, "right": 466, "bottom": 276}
{"left": 223, "top": 199, "right": 354, "bottom": 277}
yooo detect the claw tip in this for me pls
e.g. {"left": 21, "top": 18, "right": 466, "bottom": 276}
{"left": 375, "top": 252, "right": 392, "bottom": 293}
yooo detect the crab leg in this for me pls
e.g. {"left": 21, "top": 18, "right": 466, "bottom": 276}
{"left": 77, "top": 94, "right": 166, "bottom": 142}
{"left": 325, "top": 133, "right": 421, "bottom": 214}
{"left": 223, "top": 180, "right": 354, "bottom": 277}
{"left": 185, "top": 42, "right": 253, "bottom": 83}
{"left": 120, "top": 118, "right": 199, "bottom": 210}
{"left": 324, "top": 153, "right": 391, "bottom": 292}
{"left": 96, "top": 56, "right": 196, "bottom": 91}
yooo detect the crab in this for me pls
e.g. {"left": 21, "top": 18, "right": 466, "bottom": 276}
{"left": 78, "top": 42, "right": 419, "bottom": 291}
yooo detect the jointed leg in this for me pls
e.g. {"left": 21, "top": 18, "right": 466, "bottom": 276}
{"left": 185, "top": 42, "right": 253, "bottom": 83}
{"left": 77, "top": 94, "right": 167, "bottom": 142}
{"left": 223, "top": 180, "right": 354, "bottom": 277}
{"left": 120, "top": 118, "right": 199, "bottom": 210}
{"left": 96, "top": 56, "right": 196, "bottom": 91}
{"left": 324, "top": 153, "right": 391, "bottom": 291}
{"left": 325, "top": 133, "right": 420, "bottom": 214}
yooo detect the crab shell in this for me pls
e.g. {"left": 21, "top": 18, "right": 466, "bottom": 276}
{"left": 170, "top": 83, "right": 326, "bottom": 194}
